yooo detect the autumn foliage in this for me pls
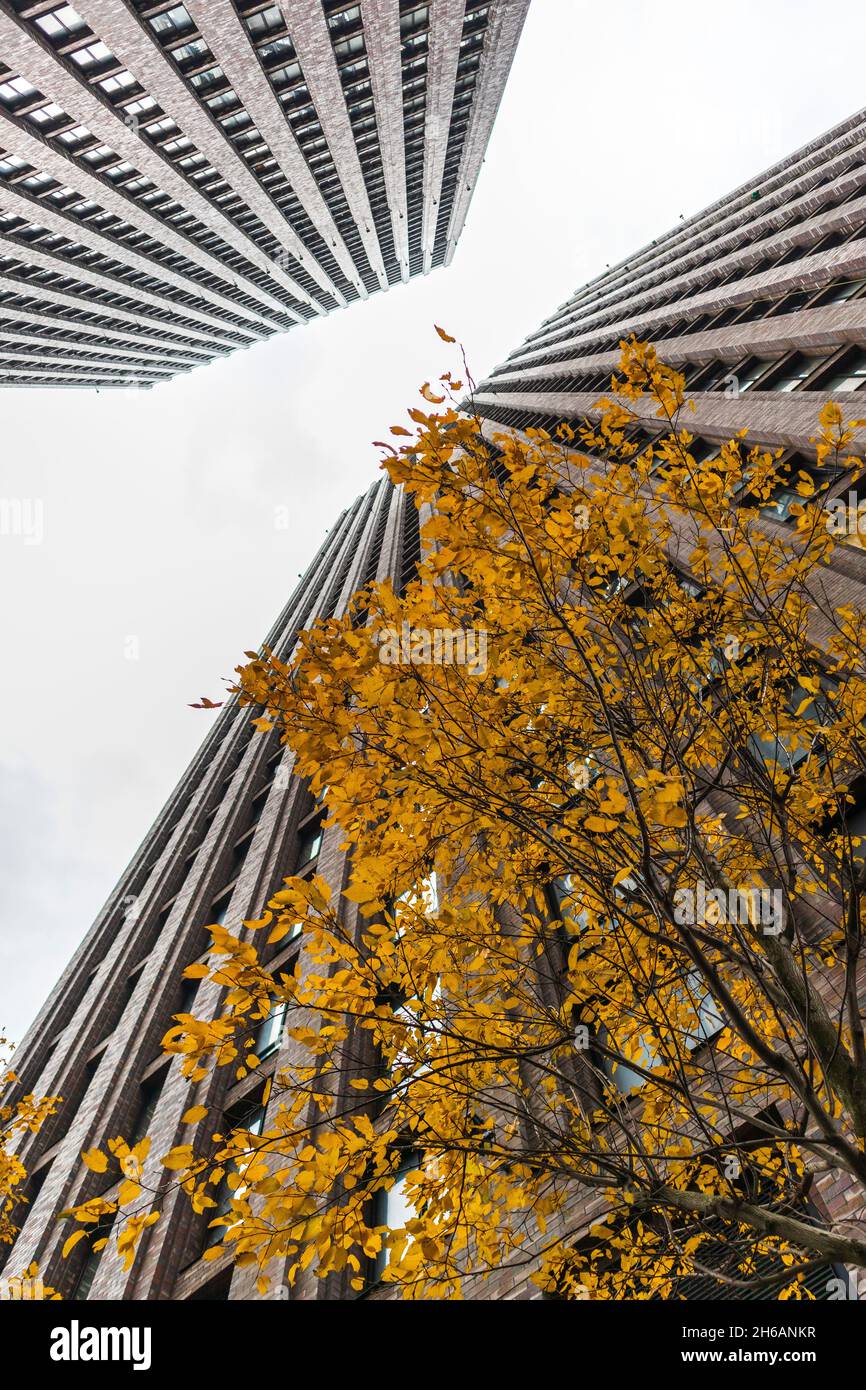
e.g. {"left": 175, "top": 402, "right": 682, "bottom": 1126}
{"left": 0, "top": 1037, "right": 60, "bottom": 1294}
{"left": 64, "top": 339, "right": 866, "bottom": 1299}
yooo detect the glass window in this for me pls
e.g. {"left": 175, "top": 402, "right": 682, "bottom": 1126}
{"left": 36, "top": 5, "right": 86, "bottom": 37}
{"left": 246, "top": 5, "right": 283, "bottom": 36}
{"left": 328, "top": 5, "right": 362, "bottom": 28}
{"left": 736, "top": 356, "right": 781, "bottom": 392}
{"left": 98, "top": 72, "right": 136, "bottom": 95}
{"left": 72, "top": 1210, "right": 115, "bottom": 1298}
{"left": 395, "top": 872, "right": 437, "bottom": 918}
{"left": 210, "top": 897, "right": 230, "bottom": 927}
{"left": 70, "top": 41, "right": 113, "bottom": 68}
{"left": 762, "top": 352, "right": 826, "bottom": 392}
{"left": 254, "top": 998, "right": 287, "bottom": 1060}
{"left": 130, "top": 1072, "right": 165, "bottom": 1145}
{"left": 681, "top": 971, "right": 724, "bottom": 1048}
{"left": 549, "top": 875, "right": 590, "bottom": 933}
{"left": 0, "top": 77, "right": 38, "bottom": 103}
{"left": 28, "top": 103, "right": 65, "bottom": 125}
{"left": 809, "top": 276, "right": 866, "bottom": 307}
{"left": 373, "top": 1153, "right": 419, "bottom": 1280}
{"left": 296, "top": 818, "right": 323, "bottom": 868}
{"left": 206, "top": 1104, "right": 266, "bottom": 1247}
{"left": 597, "top": 1024, "right": 655, "bottom": 1094}
{"left": 149, "top": 5, "right": 192, "bottom": 35}
{"left": 747, "top": 679, "right": 833, "bottom": 774}
{"left": 817, "top": 347, "right": 866, "bottom": 392}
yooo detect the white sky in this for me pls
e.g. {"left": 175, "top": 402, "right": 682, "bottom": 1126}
{"left": 2, "top": 0, "right": 865, "bottom": 1040}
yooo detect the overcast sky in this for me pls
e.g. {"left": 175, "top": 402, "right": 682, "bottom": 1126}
{"left": 2, "top": 0, "right": 866, "bottom": 1041}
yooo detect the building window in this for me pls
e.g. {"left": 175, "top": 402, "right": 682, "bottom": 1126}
{"left": 596, "top": 1024, "right": 656, "bottom": 1094}
{"left": 72, "top": 1209, "right": 115, "bottom": 1299}
{"left": 206, "top": 1102, "right": 266, "bottom": 1248}
{"left": 130, "top": 1070, "right": 167, "bottom": 1145}
{"left": 295, "top": 818, "right": 323, "bottom": 869}
{"left": 149, "top": 5, "right": 193, "bottom": 36}
{"left": 760, "top": 351, "right": 827, "bottom": 392}
{"left": 210, "top": 893, "right": 232, "bottom": 927}
{"left": 254, "top": 998, "right": 287, "bottom": 1060}
{"left": 815, "top": 346, "right": 866, "bottom": 393}
{"left": 372, "top": 1151, "right": 419, "bottom": 1282}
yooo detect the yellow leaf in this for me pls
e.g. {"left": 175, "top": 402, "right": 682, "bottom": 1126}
{"left": 161, "top": 1145, "right": 195, "bottom": 1171}
{"left": 434, "top": 325, "right": 456, "bottom": 343}
{"left": 342, "top": 881, "right": 381, "bottom": 905}
{"left": 62, "top": 1230, "right": 87, "bottom": 1258}
{"left": 182, "top": 1105, "right": 209, "bottom": 1125}
{"left": 81, "top": 1148, "right": 108, "bottom": 1173}
{"left": 268, "top": 917, "right": 302, "bottom": 945}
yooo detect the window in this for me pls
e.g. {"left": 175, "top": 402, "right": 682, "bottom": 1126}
{"left": 735, "top": 355, "right": 781, "bottom": 392}
{"left": 70, "top": 41, "right": 113, "bottom": 69}
{"left": 176, "top": 974, "right": 200, "bottom": 1020}
{"left": 28, "top": 103, "right": 65, "bottom": 125}
{"left": 0, "top": 76, "right": 38, "bottom": 102}
{"left": 130, "top": 1071, "right": 166, "bottom": 1145}
{"left": 206, "top": 1102, "right": 266, "bottom": 1248}
{"left": 752, "top": 453, "right": 843, "bottom": 525}
{"left": 681, "top": 971, "right": 724, "bottom": 1049}
{"left": 229, "top": 829, "right": 253, "bottom": 877}
{"left": 296, "top": 818, "right": 323, "bottom": 868}
{"left": 766, "top": 289, "right": 811, "bottom": 317}
{"left": 549, "top": 875, "right": 591, "bottom": 936}
{"left": 149, "top": 4, "right": 192, "bottom": 35}
{"left": 808, "top": 276, "right": 866, "bottom": 307}
{"left": 246, "top": 5, "right": 283, "bottom": 36}
{"left": 254, "top": 998, "right": 287, "bottom": 1060}
{"left": 35, "top": 6, "right": 86, "bottom": 39}
{"left": 72, "top": 1209, "right": 115, "bottom": 1298}
{"left": 760, "top": 351, "right": 826, "bottom": 392}
{"left": 328, "top": 5, "right": 362, "bottom": 27}
{"left": 372, "top": 1152, "right": 419, "bottom": 1281}
{"left": 596, "top": 1023, "right": 656, "bottom": 1094}
{"left": 815, "top": 346, "right": 866, "bottom": 393}
{"left": 188, "top": 1268, "right": 232, "bottom": 1300}
{"left": 747, "top": 676, "right": 834, "bottom": 775}
{"left": 818, "top": 776, "right": 866, "bottom": 880}
{"left": 99, "top": 72, "right": 136, "bottom": 95}
{"left": 210, "top": 894, "right": 231, "bottom": 927}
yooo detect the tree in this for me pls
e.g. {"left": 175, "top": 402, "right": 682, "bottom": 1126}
{"left": 0, "top": 1036, "right": 60, "bottom": 1296}
{"left": 66, "top": 339, "right": 866, "bottom": 1299}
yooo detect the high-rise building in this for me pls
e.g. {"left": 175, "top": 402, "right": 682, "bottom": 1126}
{"left": 475, "top": 105, "right": 866, "bottom": 460}
{"left": 3, "top": 473, "right": 418, "bottom": 1300}
{"left": 0, "top": 0, "right": 529, "bottom": 389}
{"left": 6, "top": 106, "right": 866, "bottom": 1304}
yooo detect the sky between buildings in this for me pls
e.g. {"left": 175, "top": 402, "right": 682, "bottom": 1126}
{"left": 2, "top": 0, "right": 866, "bottom": 1039}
